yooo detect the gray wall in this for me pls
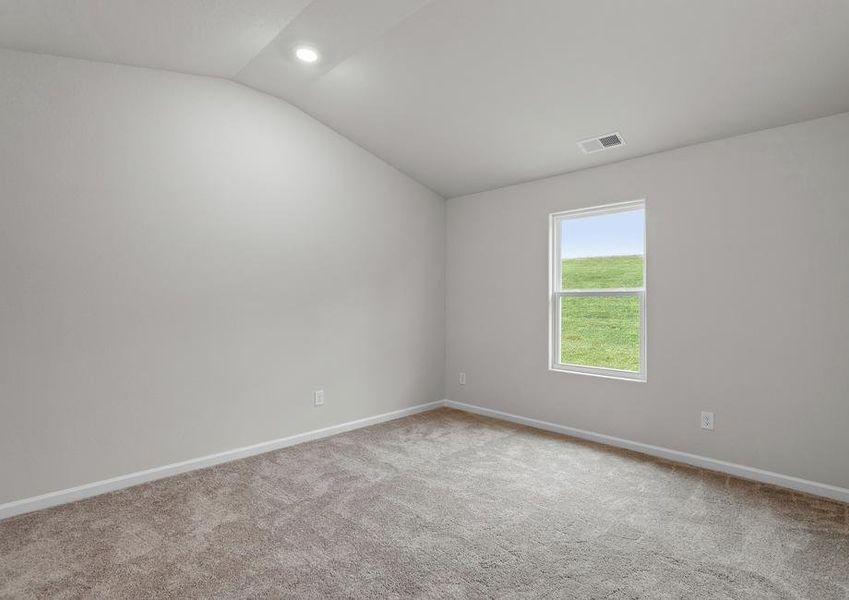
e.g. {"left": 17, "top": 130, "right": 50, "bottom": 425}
{"left": 0, "top": 49, "right": 446, "bottom": 505}
{"left": 446, "top": 112, "right": 849, "bottom": 489}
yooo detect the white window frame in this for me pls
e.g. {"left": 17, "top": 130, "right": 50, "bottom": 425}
{"left": 549, "top": 199, "right": 647, "bottom": 382}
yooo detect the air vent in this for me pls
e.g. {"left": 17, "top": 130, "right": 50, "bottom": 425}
{"left": 598, "top": 133, "right": 623, "bottom": 148}
{"left": 577, "top": 132, "right": 625, "bottom": 155}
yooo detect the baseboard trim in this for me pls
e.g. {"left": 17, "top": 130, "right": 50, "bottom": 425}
{"left": 0, "top": 400, "right": 444, "bottom": 522}
{"left": 5, "top": 398, "right": 845, "bottom": 521}
{"left": 445, "top": 400, "right": 849, "bottom": 504}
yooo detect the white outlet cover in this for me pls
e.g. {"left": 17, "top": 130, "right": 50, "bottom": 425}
{"left": 701, "top": 411, "right": 714, "bottom": 431}
{"left": 314, "top": 390, "right": 325, "bottom": 406}
{"left": 459, "top": 372, "right": 466, "bottom": 385}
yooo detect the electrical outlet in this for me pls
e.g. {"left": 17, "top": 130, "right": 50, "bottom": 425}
{"left": 701, "top": 411, "right": 714, "bottom": 431}
{"left": 314, "top": 390, "right": 325, "bottom": 407}
{"left": 459, "top": 372, "right": 466, "bottom": 385}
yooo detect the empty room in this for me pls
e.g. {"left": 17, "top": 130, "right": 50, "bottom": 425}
{"left": 1, "top": 1, "right": 848, "bottom": 598}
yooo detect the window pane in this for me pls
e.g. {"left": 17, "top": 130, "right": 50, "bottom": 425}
{"left": 560, "top": 295, "right": 640, "bottom": 372}
{"left": 562, "top": 255, "right": 644, "bottom": 289}
{"left": 561, "top": 209, "right": 644, "bottom": 289}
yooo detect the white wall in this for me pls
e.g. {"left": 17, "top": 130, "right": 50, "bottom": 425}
{"left": 0, "top": 49, "right": 445, "bottom": 505}
{"left": 446, "top": 112, "right": 849, "bottom": 490}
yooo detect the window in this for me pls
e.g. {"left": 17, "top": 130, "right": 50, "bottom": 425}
{"left": 549, "top": 200, "right": 646, "bottom": 381}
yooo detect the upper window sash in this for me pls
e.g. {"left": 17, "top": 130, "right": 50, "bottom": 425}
{"left": 552, "top": 200, "right": 646, "bottom": 293}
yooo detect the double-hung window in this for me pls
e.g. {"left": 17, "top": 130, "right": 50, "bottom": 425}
{"left": 549, "top": 200, "right": 646, "bottom": 381}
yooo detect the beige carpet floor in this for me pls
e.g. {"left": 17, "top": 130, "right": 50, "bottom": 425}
{"left": 1, "top": 407, "right": 847, "bottom": 599}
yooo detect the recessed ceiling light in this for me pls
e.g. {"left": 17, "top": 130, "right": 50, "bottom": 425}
{"left": 295, "top": 47, "right": 319, "bottom": 63}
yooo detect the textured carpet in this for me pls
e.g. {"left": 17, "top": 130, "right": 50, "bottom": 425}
{"left": 1, "top": 408, "right": 847, "bottom": 599}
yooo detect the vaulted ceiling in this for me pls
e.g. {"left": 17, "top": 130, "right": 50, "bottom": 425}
{"left": 2, "top": 0, "right": 849, "bottom": 197}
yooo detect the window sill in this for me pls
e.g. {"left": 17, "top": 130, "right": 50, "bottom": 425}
{"left": 549, "top": 364, "right": 646, "bottom": 383}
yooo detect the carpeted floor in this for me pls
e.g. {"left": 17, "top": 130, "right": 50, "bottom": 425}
{"left": 1, "top": 408, "right": 847, "bottom": 599}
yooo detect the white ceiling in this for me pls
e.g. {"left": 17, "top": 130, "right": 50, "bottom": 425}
{"left": 2, "top": 0, "right": 849, "bottom": 197}
{"left": 0, "top": 0, "right": 312, "bottom": 76}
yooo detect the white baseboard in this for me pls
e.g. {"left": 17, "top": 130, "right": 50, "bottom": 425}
{"left": 5, "top": 398, "right": 845, "bottom": 521}
{"left": 0, "top": 400, "right": 444, "bottom": 522}
{"left": 445, "top": 400, "right": 849, "bottom": 504}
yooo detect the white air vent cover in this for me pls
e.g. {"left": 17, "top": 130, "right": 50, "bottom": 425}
{"left": 578, "top": 132, "right": 625, "bottom": 154}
